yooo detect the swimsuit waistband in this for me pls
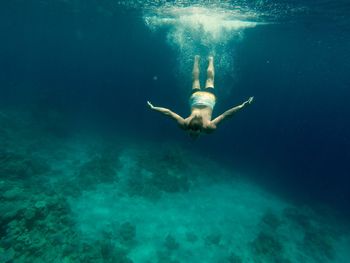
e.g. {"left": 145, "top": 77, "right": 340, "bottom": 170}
{"left": 191, "top": 87, "right": 216, "bottom": 96}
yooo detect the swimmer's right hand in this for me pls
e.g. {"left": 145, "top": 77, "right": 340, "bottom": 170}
{"left": 147, "top": 101, "right": 155, "bottom": 109}
{"left": 242, "top": 97, "right": 254, "bottom": 107}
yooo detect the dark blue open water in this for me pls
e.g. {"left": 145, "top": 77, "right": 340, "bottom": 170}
{"left": 0, "top": 1, "right": 350, "bottom": 262}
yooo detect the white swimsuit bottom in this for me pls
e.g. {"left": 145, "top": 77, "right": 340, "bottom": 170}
{"left": 189, "top": 91, "right": 216, "bottom": 110}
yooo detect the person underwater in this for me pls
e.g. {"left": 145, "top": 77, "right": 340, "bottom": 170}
{"left": 147, "top": 55, "right": 254, "bottom": 139}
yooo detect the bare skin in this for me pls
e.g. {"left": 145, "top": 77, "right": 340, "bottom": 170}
{"left": 147, "top": 55, "right": 254, "bottom": 138}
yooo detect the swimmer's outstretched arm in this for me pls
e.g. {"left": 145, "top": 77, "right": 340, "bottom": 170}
{"left": 147, "top": 101, "right": 186, "bottom": 126}
{"left": 212, "top": 97, "right": 254, "bottom": 127}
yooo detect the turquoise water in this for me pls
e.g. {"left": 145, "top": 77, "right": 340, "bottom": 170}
{"left": 1, "top": 1, "right": 350, "bottom": 262}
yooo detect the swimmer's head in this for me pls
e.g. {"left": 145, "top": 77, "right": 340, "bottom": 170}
{"left": 188, "top": 116, "right": 203, "bottom": 139}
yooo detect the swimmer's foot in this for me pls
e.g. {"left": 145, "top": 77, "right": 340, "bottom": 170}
{"left": 208, "top": 56, "right": 214, "bottom": 63}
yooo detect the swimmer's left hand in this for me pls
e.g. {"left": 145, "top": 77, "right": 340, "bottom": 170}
{"left": 147, "top": 101, "right": 155, "bottom": 109}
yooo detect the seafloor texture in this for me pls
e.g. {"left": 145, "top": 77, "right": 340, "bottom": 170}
{"left": 0, "top": 110, "right": 349, "bottom": 263}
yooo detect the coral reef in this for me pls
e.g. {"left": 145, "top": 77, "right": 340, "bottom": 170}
{"left": 250, "top": 231, "right": 286, "bottom": 263}
{"left": 0, "top": 178, "right": 135, "bottom": 263}
{"left": 226, "top": 252, "right": 243, "bottom": 263}
{"left": 260, "top": 210, "right": 282, "bottom": 232}
{"left": 205, "top": 233, "right": 222, "bottom": 246}
{"left": 303, "top": 227, "right": 335, "bottom": 260}
{"left": 126, "top": 146, "right": 195, "bottom": 199}
{"left": 164, "top": 234, "right": 180, "bottom": 250}
{"left": 77, "top": 153, "right": 119, "bottom": 189}
{"left": 119, "top": 222, "right": 136, "bottom": 245}
{"left": 283, "top": 206, "right": 338, "bottom": 261}
{"left": 0, "top": 182, "right": 75, "bottom": 262}
{"left": 157, "top": 251, "right": 181, "bottom": 263}
{"left": 127, "top": 168, "right": 163, "bottom": 200}
{"left": 0, "top": 151, "right": 50, "bottom": 180}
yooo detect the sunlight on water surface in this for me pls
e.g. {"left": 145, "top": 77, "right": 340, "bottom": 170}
{"left": 143, "top": 5, "right": 263, "bottom": 88}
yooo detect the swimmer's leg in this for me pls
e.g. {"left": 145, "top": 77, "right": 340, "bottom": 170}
{"left": 205, "top": 56, "right": 215, "bottom": 89}
{"left": 192, "top": 55, "right": 201, "bottom": 91}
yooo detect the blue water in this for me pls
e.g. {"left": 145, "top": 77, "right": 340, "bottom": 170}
{"left": 0, "top": 1, "right": 350, "bottom": 262}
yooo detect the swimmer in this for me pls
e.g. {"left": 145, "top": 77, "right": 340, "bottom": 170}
{"left": 147, "top": 55, "right": 254, "bottom": 139}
